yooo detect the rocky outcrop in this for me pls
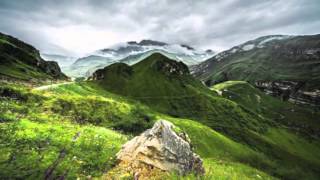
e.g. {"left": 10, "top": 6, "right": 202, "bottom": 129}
{"left": 89, "top": 63, "right": 133, "bottom": 81}
{"left": 151, "top": 55, "right": 189, "bottom": 76}
{"left": 116, "top": 120, "right": 205, "bottom": 177}
{"left": 40, "top": 60, "right": 68, "bottom": 79}
{"left": 255, "top": 80, "right": 320, "bottom": 107}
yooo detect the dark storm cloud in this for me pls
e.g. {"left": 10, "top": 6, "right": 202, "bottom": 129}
{"left": 0, "top": 0, "right": 319, "bottom": 55}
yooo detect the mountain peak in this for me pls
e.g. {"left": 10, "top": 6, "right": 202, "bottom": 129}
{"left": 125, "top": 40, "right": 168, "bottom": 46}
{"left": 180, "top": 44, "right": 195, "bottom": 50}
{"left": 138, "top": 39, "right": 167, "bottom": 46}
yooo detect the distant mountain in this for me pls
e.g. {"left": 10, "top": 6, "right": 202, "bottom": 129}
{"left": 192, "top": 34, "right": 320, "bottom": 106}
{"left": 65, "top": 40, "right": 215, "bottom": 77}
{"left": 40, "top": 53, "right": 77, "bottom": 68}
{"left": 0, "top": 32, "right": 68, "bottom": 81}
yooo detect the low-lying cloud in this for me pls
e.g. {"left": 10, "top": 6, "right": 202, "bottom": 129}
{"left": 0, "top": 0, "right": 319, "bottom": 56}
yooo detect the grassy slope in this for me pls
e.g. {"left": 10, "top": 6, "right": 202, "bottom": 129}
{"left": 212, "top": 81, "right": 320, "bottom": 137}
{"left": 0, "top": 35, "right": 45, "bottom": 80}
{"left": 167, "top": 117, "right": 320, "bottom": 180}
{"left": 1, "top": 80, "right": 320, "bottom": 179}
{"left": 0, "top": 33, "right": 67, "bottom": 81}
{"left": 94, "top": 53, "right": 272, "bottom": 138}
{"left": 0, "top": 119, "right": 126, "bottom": 179}
{"left": 0, "top": 81, "right": 156, "bottom": 179}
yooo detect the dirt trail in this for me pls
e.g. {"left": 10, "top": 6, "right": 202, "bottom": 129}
{"left": 33, "top": 82, "right": 74, "bottom": 91}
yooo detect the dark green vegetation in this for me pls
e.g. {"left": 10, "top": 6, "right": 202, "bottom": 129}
{"left": 0, "top": 32, "right": 67, "bottom": 81}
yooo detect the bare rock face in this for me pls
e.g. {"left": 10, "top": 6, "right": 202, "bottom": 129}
{"left": 116, "top": 120, "right": 204, "bottom": 176}
{"left": 255, "top": 80, "right": 320, "bottom": 106}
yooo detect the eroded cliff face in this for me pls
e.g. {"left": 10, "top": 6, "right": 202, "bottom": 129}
{"left": 255, "top": 80, "right": 320, "bottom": 107}
{"left": 111, "top": 120, "right": 204, "bottom": 179}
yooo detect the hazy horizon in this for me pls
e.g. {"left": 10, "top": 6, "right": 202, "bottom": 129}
{"left": 0, "top": 0, "right": 319, "bottom": 56}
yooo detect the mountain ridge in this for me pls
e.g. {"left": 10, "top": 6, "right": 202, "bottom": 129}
{"left": 192, "top": 34, "right": 320, "bottom": 107}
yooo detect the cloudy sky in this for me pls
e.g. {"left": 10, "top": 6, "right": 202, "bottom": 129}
{"left": 0, "top": 0, "right": 319, "bottom": 56}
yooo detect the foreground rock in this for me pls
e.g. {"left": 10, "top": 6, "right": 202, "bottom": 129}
{"left": 115, "top": 120, "right": 205, "bottom": 178}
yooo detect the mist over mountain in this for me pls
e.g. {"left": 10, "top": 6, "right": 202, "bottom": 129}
{"left": 64, "top": 39, "right": 215, "bottom": 77}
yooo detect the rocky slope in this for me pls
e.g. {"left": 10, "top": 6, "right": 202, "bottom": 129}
{"left": 66, "top": 40, "right": 214, "bottom": 77}
{"left": 0, "top": 32, "right": 68, "bottom": 81}
{"left": 114, "top": 120, "right": 204, "bottom": 178}
{"left": 192, "top": 34, "right": 320, "bottom": 107}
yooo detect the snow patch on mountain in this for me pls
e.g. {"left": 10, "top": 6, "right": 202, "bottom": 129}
{"left": 242, "top": 44, "right": 255, "bottom": 51}
{"left": 257, "top": 35, "right": 291, "bottom": 48}
{"left": 259, "top": 35, "right": 291, "bottom": 45}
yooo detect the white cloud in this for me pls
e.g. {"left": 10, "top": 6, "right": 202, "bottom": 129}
{"left": 0, "top": 0, "right": 319, "bottom": 56}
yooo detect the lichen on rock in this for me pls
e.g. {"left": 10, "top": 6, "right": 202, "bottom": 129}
{"left": 115, "top": 120, "right": 205, "bottom": 178}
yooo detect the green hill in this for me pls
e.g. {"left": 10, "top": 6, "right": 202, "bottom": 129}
{"left": 0, "top": 32, "right": 68, "bottom": 81}
{"left": 90, "top": 53, "right": 272, "bottom": 135}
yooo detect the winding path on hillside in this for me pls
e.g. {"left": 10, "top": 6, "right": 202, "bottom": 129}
{"left": 33, "top": 82, "right": 74, "bottom": 91}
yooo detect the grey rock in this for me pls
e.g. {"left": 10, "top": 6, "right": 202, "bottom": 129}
{"left": 116, "top": 120, "right": 205, "bottom": 175}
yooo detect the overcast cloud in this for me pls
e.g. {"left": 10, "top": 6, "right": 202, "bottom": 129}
{"left": 0, "top": 0, "right": 319, "bottom": 56}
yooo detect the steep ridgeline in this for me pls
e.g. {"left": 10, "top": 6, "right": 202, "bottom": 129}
{"left": 192, "top": 35, "right": 320, "bottom": 107}
{"left": 66, "top": 40, "right": 214, "bottom": 77}
{"left": 0, "top": 32, "right": 68, "bottom": 81}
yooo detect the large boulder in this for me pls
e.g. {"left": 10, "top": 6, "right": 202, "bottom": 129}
{"left": 116, "top": 120, "right": 205, "bottom": 176}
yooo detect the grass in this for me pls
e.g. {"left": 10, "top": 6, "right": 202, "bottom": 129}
{"left": 0, "top": 119, "right": 127, "bottom": 179}
{"left": 165, "top": 117, "right": 320, "bottom": 179}
{"left": 92, "top": 53, "right": 273, "bottom": 139}
{"left": 211, "top": 81, "right": 320, "bottom": 138}
{"left": 1, "top": 78, "right": 320, "bottom": 179}
{"left": 169, "top": 159, "right": 277, "bottom": 180}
